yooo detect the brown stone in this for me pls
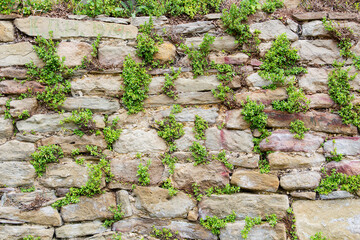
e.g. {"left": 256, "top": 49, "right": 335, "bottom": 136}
{"left": 0, "top": 67, "right": 28, "bottom": 79}
{"left": 329, "top": 12, "right": 359, "bottom": 20}
{"left": 306, "top": 94, "right": 335, "bottom": 109}
{"left": 231, "top": 170, "right": 279, "bottom": 192}
{"left": 280, "top": 171, "right": 321, "bottom": 190}
{"left": 98, "top": 44, "right": 138, "bottom": 68}
{"left": 0, "top": 225, "right": 54, "bottom": 240}
{"left": 225, "top": 109, "right": 251, "bottom": 130}
{"left": 235, "top": 88, "right": 287, "bottom": 105}
{"left": 290, "top": 191, "right": 316, "bottom": 200}
{"left": 268, "top": 152, "right": 325, "bottom": 169}
{"left": 0, "top": 80, "right": 45, "bottom": 95}
{"left": 293, "top": 12, "right": 327, "bottom": 21}
{"left": 154, "top": 41, "right": 176, "bottom": 63}
{"left": 0, "top": 14, "right": 21, "bottom": 20}
{"left": 0, "top": 42, "right": 43, "bottom": 67}
{"left": 0, "top": 21, "right": 15, "bottom": 42}
{"left": 145, "top": 92, "right": 221, "bottom": 107}
{"left": 57, "top": 41, "right": 92, "bottom": 67}
{"left": 9, "top": 98, "right": 37, "bottom": 118}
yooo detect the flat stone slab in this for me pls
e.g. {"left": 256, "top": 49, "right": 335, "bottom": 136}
{"left": 324, "top": 137, "right": 360, "bottom": 156}
{"left": 0, "top": 42, "right": 42, "bottom": 67}
{"left": 0, "top": 225, "right": 54, "bottom": 240}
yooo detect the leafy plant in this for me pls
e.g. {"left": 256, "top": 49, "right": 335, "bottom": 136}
{"left": 4, "top": 98, "right": 11, "bottom": 120}
{"left": 272, "top": 82, "right": 310, "bottom": 113}
{"left": 31, "top": 145, "right": 64, "bottom": 177}
{"left": 262, "top": 0, "right": 284, "bottom": 13}
{"left": 0, "top": 0, "right": 17, "bottom": 14}
{"left": 20, "top": 186, "right": 35, "bottom": 193}
{"left": 156, "top": 114, "right": 185, "bottom": 152}
{"left": 72, "top": 0, "right": 129, "bottom": 17}
{"left": 193, "top": 115, "right": 208, "bottom": 140}
{"left": 163, "top": 67, "right": 181, "bottom": 100}
{"left": 137, "top": 156, "right": 151, "bottom": 186}
{"left": 151, "top": 226, "right": 180, "bottom": 240}
{"left": 266, "top": 214, "right": 278, "bottom": 227}
{"left": 192, "top": 183, "right": 204, "bottom": 201}
{"left": 241, "top": 216, "right": 262, "bottom": 239}
{"left": 205, "top": 184, "right": 240, "bottom": 196}
{"left": 121, "top": 56, "right": 152, "bottom": 114}
{"left": 200, "top": 211, "right": 237, "bottom": 235}
{"left": 289, "top": 120, "right": 309, "bottom": 140}
{"left": 18, "top": 110, "right": 30, "bottom": 120}
{"left": 211, "top": 150, "right": 233, "bottom": 170}
{"left": 103, "top": 117, "right": 122, "bottom": 150}
{"left": 161, "top": 178, "right": 178, "bottom": 197}
{"left": 310, "top": 232, "right": 328, "bottom": 240}
{"left": 103, "top": 204, "right": 125, "bottom": 227}
{"left": 189, "top": 141, "right": 208, "bottom": 165}
{"left": 161, "top": 153, "right": 178, "bottom": 174}
{"left": 211, "top": 62, "right": 236, "bottom": 84}
{"left": 315, "top": 168, "right": 360, "bottom": 194}
{"left": 171, "top": 104, "right": 183, "bottom": 114}
{"left": 61, "top": 109, "right": 96, "bottom": 136}
{"left": 22, "top": 236, "right": 41, "bottom": 240}
{"left": 211, "top": 83, "right": 233, "bottom": 103}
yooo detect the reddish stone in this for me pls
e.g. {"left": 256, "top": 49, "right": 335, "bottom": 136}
{"left": 0, "top": 80, "right": 45, "bottom": 95}
{"left": 326, "top": 160, "right": 360, "bottom": 176}
{"left": 306, "top": 94, "right": 335, "bottom": 109}
{"left": 250, "top": 59, "right": 262, "bottom": 67}
{"left": 0, "top": 67, "right": 27, "bottom": 79}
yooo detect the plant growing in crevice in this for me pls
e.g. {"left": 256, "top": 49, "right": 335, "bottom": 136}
{"left": 103, "top": 204, "right": 125, "bottom": 227}
{"left": 4, "top": 98, "right": 11, "bottom": 120}
{"left": 103, "top": 116, "right": 122, "bottom": 150}
{"left": 192, "top": 183, "right": 204, "bottom": 201}
{"left": 81, "top": 34, "right": 102, "bottom": 69}
{"left": 272, "top": 82, "right": 310, "bottom": 113}
{"left": 289, "top": 120, "right": 309, "bottom": 140}
{"left": 189, "top": 141, "right": 209, "bottom": 165}
{"left": 193, "top": 115, "right": 208, "bottom": 140}
{"left": 205, "top": 184, "right": 240, "bottom": 196}
{"left": 241, "top": 214, "right": 278, "bottom": 239}
{"left": 161, "top": 178, "right": 178, "bottom": 197}
{"left": 20, "top": 186, "right": 35, "bottom": 193}
{"left": 60, "top": 109, "right": 96, "bottom": 137}
{"left": 211, "top": 150, "right": 233, "bottom": 170}
{"left": 262, "top": 0, "right": 284, "bottom": 13}
{"left": 161, "top": 153, "right": 178, "bottom": 174}
{"left": 326, "top": 140, "right": 343, "bottom": 162}
{"left": 22, "top": 236, "right": 41, "bottom": 240}
{"left": 156, "top": 114, "right": 185, "bottom": 152}
{"left": 200, "top": 211, "right": 236, "bottom": 235}
{"left": 136, "top": 154, "right": 151, "bottom": 186}
{"left": 31, "top": 144, "right": 64, "bottom": 177}
{"left": 315, "top": 168, "right": 360, "bottom": 194}
{"left": 162, "top": 67, "right": 181, "bottom": 100}
{"left": 151, "top": 226, "right": 181, "bottom": 240}
{"left": 286, "top": 207, "right": 298, "bottom": 240}
{"left": 310, "top": 232, "right": 328, "bottom": 240}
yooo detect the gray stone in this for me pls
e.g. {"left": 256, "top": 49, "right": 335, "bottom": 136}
{"left": 231, "top": 170, "right": 279, "bottom": 192}
{"left": 134, "top": 186, "right": 196, "bottom": 218}
{"left": 161, "top": 107, "right": 218, "bottom": 124}
{"left": 0, "top": 225, "right": 54, "bottom": 240}
{"left": 71, "top": 74, "right": 123, "bottom": 97}
{"left": 0, "top": 42, "right": 42, "bottom": 67}
{"left": 205, "top": 127, "right": 254, "bottom": 152}
{"left": 293, "top": 12, "right": 327, "bottom": 21}
{"left": 320, "top": 191, "right": 355, "bottom": 200}
{"left": 158, "top": 21, "right": 215, "bottom": 35}
{"left": 298, "top": 68, "right": 329, "bottom": 93}
{"left": 2, "top": 190, "right": 56, "bottom": 207}
{"left": 114, "top": 129, "right": 167, "bottom": 154}
{"left": 56, "top": 221, "right": 106, "bottom": 238}
{"left": 9, "top": 98, "right": 37, "bottom": 118}
{"left": 0, "top": 162, "right": 35, "bottom": 187}
{"left": 0, "top": 21, "right": 15, "bottom": 42}
{"left": 246, "top": 72, "right": 271, "bottom": 88}
{"left": 16, "top": 113, "right": 75, "bottom": 133}
{"left": 284, "top": 0, "right": 301, "bottom": 8}
{"left": 250, "top": 20, "right": 298, "bottom": 41}
{"left": 220, "top": 221, "right": 287, "bottom": 240}
{"left": 302, "top": 20, "right": 329, "bottom": 37}
{"left": 280, "top": 171, "right": 321, "bottom": 190}
{"left": 228, "top": 152, "right": 259, "bottom": 169}
{"left": 131, "top": 16, "right": 167, "bottom": 27}
{"left": 60, "top": 97, "right": 120, "bottom": 113}
{"left": 144, "top": 92, "right": 221, "bottom": 107}
{"left": 98, "top": 44, "right": 138, "bottom": 68}
{"left": 0, "top": 140, "right": 35, "bottom": 161}
{"left": 199, "top": 193, "right": 289, "bottom": 219}
{"left": 324, "top": 138, "right": 360, "bottom": 156}
{"left": 174, "top": 127, "right": 199, "bottom": 152}
{"left": 15, "top": 16, "right": 138, "bottom": 39}
{"left": 293, "top": 199, "right": 360, "bottom": 239}
{"left": 116, "top": 190, "right": 132, "bottom": 217}
{"left": 290, "top": 191, "right": 316, "bottom": 200}
{"left": 205, "top": 13, "right": 222, "bottom": 20}
{"left": 268, "top": 152, "right": 325, "bottom": 169}
{"left": 57, "top": 41, "right": 92, "bottom": 67}
{"left": 184, "top": 35, "right": 238, "bottom": 51}
{"left": 95, "top": 16, "right": 130, "bottom": 24}
{"left": 307, "top": 94, "right": 335, "bottom": 109}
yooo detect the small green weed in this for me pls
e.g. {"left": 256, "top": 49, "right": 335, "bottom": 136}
{"left": 61, "top": 109, "right": 95, "bottom": 136}
{"left": 137, "top": 155, "right": 151, "bottom": 186}
{"left": 103, "top": 204, "right": 125, "bottom": 227}
{"left": 18, "top": 110, "right": 30, "bottom": 120}
{"left": 192, "top": 183, "right": 204, "bottom": 201}
{"left": 310, "top": 232, "right": 328, "bottom": 240}
{"left": 156, "top": 114, "right": 185, "bottom": 152}
{"left": 163, "top": 67, "right": 181, "bottom": 100}
{"left": 20, "top": 186, "right": 35, "bottom": 193}
{"left": 22, "top": 236, "right": 41, "bottom": 240}
{"left": 189, "top": 141, "right": 208, "bottom": 165}
{"left": 241, "top": 216, "right": 262, "bottom": 239}
{"left": 289, "top": 120, "right": 309, "bottom": 140}
{"left": 171, "top": 104, "right": 183, "bottom": 114}
{"left": 205, "top": 184, "right": 240, "bottom": 196}
{"left": 315, "top": 168, "right": 360, "bottom": 194}
{"left": 151, "top": 226, "right": 180, "bottom": 240}
{"left": 103, "top": 117, "right": 122, "bottom": 150}
{"left": 31, "top": 144, "right": 64, "bottom": 177}
{"left": 262, "top": 0, "right": 284, "bottom": 13}
{"left": 161, "top": 153, "right": 178, "bottom": 175}
{"left": 200, "top": 211, "right": 236, "bottom": 235}
{"left": 326, "top": 140, "right": 343, "bottom": 162}
{"left": 193, "top": 115, "right": 208, "bottom": 140}
{"left": 211, "top": 150, "right": 233, "bottom": 170}
{"left": 272, "top": 82, "right": 310, "bottom": 113}
{"left": 161, "top": 178, "right": 178, "bottom": 197}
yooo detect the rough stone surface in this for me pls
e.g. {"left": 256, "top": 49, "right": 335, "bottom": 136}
{"left": 57, "top": 41, "right": 92, "bottom": 67}
{"left": 0, "top": 67, "right": 28, "bottom": 79}
{"left": 290, "top": 191, "right": 316, "bottom": 200}
{"left": 114, "top": 129, "right": 167, "bottom": 153}
{"left": 161, "top": 107, "right": 218, "bottom": 124}
{"left": 116, "top": 190, "right": 132, "bottom": 217}
{"left": 299, "top": 68, "right": 329, "bottom": 93}
{"left": 231, "top": 170, "right": 279, "bottom": 192}
{"left": 154, "top": 42, "right": 176, "bottom": 63}
{"left": 16, "top": 113, "right": 75, "bottom": 133}
{"left": 0, "top": 42, "right": 42, "bottom": 67}
{"left": 15, "top": 16, "right": 138, "bottom": 39}
{"left": 284, "top": 0, "right": 301, "bottom": 8}
{"left": 60, "top": 97, "right": 120, "bottom": 113}
{"left": 174, "top": 127, "right": 199, "bottom": 151}
{"left": 225, "top": 109, "right": 251, "bottom": 130}
{"left": 205, "top": 127, "right": 254, "bottom": 152}
{"left": 158, "top": 21, "right": 214, "bottom": 35}
{"left": 320, "top": 191, "right": 355, "bottom": 200}
{"left": 0, "top": 225, "right": 54, "bottom": 240}
{"left": 220, "top": 221, "right": 287, "bottom": 240}
{"left": 259, "top": 130, "right": 324, "bottom": 153}
{"left": 0, "top": 21, "right": 15, "bottom": 42}
{"left": 0, "top": 80, "right": 45, "bottom": 95}
{"left": 250, "top": 20, "right": 298, "bottom": 41}
{"left": 228, "top": 153, "right": 259, "bottom": 169}
{"left": 61, "top": 192, "right": 116, "bottom": 222}
{"left": 323, "top": 137, "right": 360, "bottom": 156}
{"left": 326, "top": 160, "right": 360, "bottom": 176}
{"left": 145, "top": 92, "right": 221, "bottom": 107}
{"left": 235, "top": 88, "right": 287, "bottom": 106}
{"left": 292, "top": 40, "right": 341, "bottom": 64}
{"left": 268, "top": 152, "right": 325, "bottom": 169}
{"left": 171, "top": 161, "right": 230, "bottom": 191}
{"left": 134, "top": 186, "right": 196, "bottom": 218}
{"left": 2, "top": 190, "right": 56, "bottom": 207}
{"left": 0, "top": 117, "right": 13, "bottom": 139}
{"left": 280, "top": 171, "right": 321, "bottom": 190}
{"left": 98, "top": 44, "right": 138, "bottom": 68}
{"left": 71, "top": 74, "right": 122, "bottom": 97}
{"left": 209, "top": 53, "right": 249, "bottom": 65}
{"left": 0, "top": 140, "right": 35, "bottom": 161}
{"left": 184, "top": 36, "right": 238, "bottom": 51}
{"left": 302, "top": 20, "right": 329, "bottom": 37}
{"left": 307, "top": 94, "right": 335, "bottom": 109}
{"left": 55, "top": 221, "right": 106, "bottom": 238}
{"left": 293, "top": 12, "right": 327, "bottom": 21}
{"left": 293, "top": 199, "right": 360, "bottom": 239}
{"left": 9, "top": 98, "right": 38, "bottom": 118}
{"left": 246, "top": 72, "right": 271, "bottom": 88}
{"left": 131, "top": 16, "right": 167, "bottom": 27}
{"left": 0, "top": 162, "right": 35, "bottom": 187}
{"left": 199, "top": 193, "right": 289, "bottom": 219}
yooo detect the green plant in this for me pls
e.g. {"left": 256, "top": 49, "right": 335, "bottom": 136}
{"left": 121, "top": 56, "right": 152, "bottom": 114}
{"left": 326, "top": 140, "right": 343, "bottom": 162}
{"left": 272, "top": 82, "right": 310, "bottom": 113}
{"left": 31, "top": 145, "right": 64, "bottom": 177}
{"left": 259, "top": 34, "right": 306, "bottom": 87}
{"left": 81, "top": 34, "right": 102, "bottom": 68}
{"left": 72, "top": 148, "right": 80, "bottom": 156}
{"left": 161, "top": 178, "right": 178, "bottom": 197}
{"left": 200, "top": 211, "right": 236, "bottom": 235}
{"left": 266, "top": 214, "right": 278, "bottom": 227}
{"left": 4, "top": 98, "right": 11, "bottom": 120}
{"left": 163, "top": 68, "right": 181, "bottom": 100}
{"left": 192, "top": 183, "right": 204, "bottom": 201}
{"left": 20, "top": 186, "right": 35, "bottom": 192}
{"left": 61, "top": 109, "right": 96, "bottom": 136}
{"left": 241, "top": 216, "right": 262, "bottom": 239}
{"left": 310, "top": 232, "right": 328, "bottom": 240}
{"left": 75, "top": 157, "right": 85, "bottom": 165}
{"left": 72, "top": 0, "right": 129, "bottom": 17}
{"left": 181, "top": 33, "right": 215, "bottom": 78}
{"left": 211, "top": 83, "right": 234, "bottom": 102}
{"left": 189, "top": 141, "right": 208, "bottom": 165}
{"left": 171, "top": 104, "right": 183, "bottom": 114}
{"left": 262, "top": 0, "right": 284, "bottom": 13}
{"left": 86, "top": 145, "right": 101, "bottom": 157}
{"left": 0, "top": 0, "right": 16, "bottom": 14}
{"left": 112, "top": 233, "right": 122, "bottom": 240}
{"left": 211, "top": 150, "right": 233, "bottom": 170}
{"left": 205, "top": 184, "right": 240, "bottom": 196}
{"left": 156, "top": 114, "right": 185, "bottom": 152}
{"left": 161, "top": 153, "right": 178, "bottom": 174}
{"left": 151, "top": 226, "right": 180, "bottom": 240}
{"left": 289, "top": 120, "right": 309, "bottom": 140}
{"left": 137, "top": 157, "right": 151, "bottom": 186}
{"left": 103, "top": 117, "right": 122, "bottom": 150}
{"left": 193, "top": 115, "right": 208, "bottom": 140}
{"left": 211, "top": 62, "right": 237, "bottom": 84}
{"left": 18, "top": 110, "right": 30, "bottom": 120}
{"left": 103, "top": 204, "right": 125, "bottom": 227}
{"left": 22, "top": 236, "right": 41, "bottom": 240}
{"left": 21, "top": 0, "right": 53, "bottom": 15}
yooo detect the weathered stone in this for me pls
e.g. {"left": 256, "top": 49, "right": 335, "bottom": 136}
{"left": 246, "top": 72, "right": 271, "bottom": 88}
{"left": 293, "top": 12, "right": 327, "bottom": 21}
{"left": 307, "top": 94, "right": 335, "bottom": 109}
{"left": 205, "top": 13, "right": 222, "bottom": 19}
{"left": 323, "top": 137, "right": 360, "bottom": 156}
{"left": 0, "top": 14, "right": 21, "bottom": 20}
{"left": 0, "top": 67, "right": 28, "bottom": 79}
{"left": 0, "top": 162, "right": 35, "bottom": 187}
{"left": 56, "top": 221, "right": 106, "bottom": 238}
{"left": 15, "top": 16, "right": 138, "bottom": 39}
{"left": 284, "top": 0, "right": 301, "bottom": 8}
{"left": 41, "top": 134, "right": 107, "bottom": 154}
{"left": 320, "top": 191, "right": 355, "bottom": 200}
{"left": 113, "top": 218, "right": 216, "bottom": 240}
{"left": 250, "top": 59, "right": 262, "bottom": 67}
{"left": 171, "top": 161, "right": 230, "bottom": 191}
{"left": 329, "top": 12, "right": 359, "bottom": 20}
{"left": 231, "top": 170, "right": 279, "bottom": 192}
{"left": 220, "top": 221, "right": 287, "bottom": 240}
{"left": 0, "top": 225, "right": 54, "bottom": 240}
{"left": 292, "top": 40, "right": 341, "bottom": 64}
{"left": 259, "top": 42, "right": 272, "bottom": 57}
{"left": 235, "top": 88, "right": 287, "bottom": 105}
{"left": 9, "top": 98, "right": 37, "bottom": 118}
{"left": 16, "top": 113, "right": 75, "bottom": 133}
{"left": 250, "top": 20, "right": 298, "bottom": 41}
{"left": 205, "top": 127, "right": 254, "bottom": 152}
{"left": 0, "top": 140, "right": 35, "bottom": 161}
{"left": 131, "top": 16, "right": 167, "bottom": 27}
{"left": 40, "top": 162, "right": 89, "bottom": 188}
{"left": 302, "top": 20, "right": 329, "bottom": 37}
{"left": 134, "top": 186, "right": 196, "bottom": 218}
{"left": 174, "top": 127, "right": 199, "bottom": 151}
{"left": 228, "top": 152, "right": 259, "bottom": 169}
{"left": 154, "top": 42, "right": 176, "bottom": 63}
{"left": 280, "top": 171, "right": 321, "bottom": 191}
{"left": 326, "top": 160, "right": 360, "bottom": 176}
{"left": 184, "top": 36, "right": 238, "bottom": 51}
{"left": 145, "top": 92, "right": 221, "bottom": 107}
{"left": 57, "top": 41, "right": 92, "bottom": 67}
{"left": 299, "top": 68, "right": 328, "bottom": 93}
{"left": 116, "top": 190, "right": 132, "bottom": 217}
{"left": 0, "top": 21, "right": 15, "bottom": 42}
{"left": 225, "top": 109, "right": 251, "bottom": 130}
{"left": 60, "top": 97, "right": 120, "bottom": 113}
{"left": 259, "top": 130, "right": 324, "bottom": 153}
{"left": 290, "top": 191, "right": 316, "bottom": 200}
{"left": 158, "top": 21, "right": 215, "bottom": 35}
{"left": 0, "top": 80, "right": 45, "bottom": 95}
{"left": 98, "top": 44, "right": 137, "bottom": 68}
{"left": 61, "top": 192, "right": 116, "bottom": 222}
{"left": 188, "top": 208, "right": 198, "bottom": 221}
{"left": 209, "top": 53, "right": 249, "bottom": 65}
{"left": 114, "top": 129, "right": 167, "bottom": 153}
{"left": 265, "top": 110, "right": 357, "bottom": 135}
{"left": 199, "top": 193, "right": 289, "bottom": 219}
{"left": 161, "top": 107, "right": 218, "bottom": 124}
{"left": 110, "top": 155, "right": 164, "bottom": 186}
{"left": 293, "top": 199, "right": 360, "bottom": 239}
{"left": 268, "top": 152, "right": 325, "bottom": 169}
{"left": 0, "top": 42, "right": 42, "bottom": 67}
{"left": 95, "top": 16, "right": 130, "bottom": 24}
{"left": 0, "top": 206, "right": 62, "bottom": 226}
{"left": 3, "top": 190, "right": 56, "bottom": 207}
{"left": 71, "top": 74, "right": 122, "bottom": 97}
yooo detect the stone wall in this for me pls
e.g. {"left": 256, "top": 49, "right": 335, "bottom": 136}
{"left": 1, "top": 3, "right": 360, "bottom": 240}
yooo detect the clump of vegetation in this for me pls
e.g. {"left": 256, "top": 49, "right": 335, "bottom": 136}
{"left": 31, "top": 145, "right": 64, "bottom": 177}
{"left": 326, "top": 140, "right": 343, "bottom": 162}
{"left": 121, "top": 56, "right": 152, "bottom": 114}
{"left": 286, "top": 207, "right": 298, "bottom": 240}
{"left": 156, "top": 114, "right": 185, "bottom": 152}
{"left": 151, "top": 226, "right": 181, "bottom": 240}
{"left": 193, "top": 115, "right": 208, "bottom": 140}
{"left": 136, "top": 154, "right": 151, "bottom": 186}
{"left": 162, "top": 68, "right": 181, "bottom": 100}
{"left": 211, "top": 62, "right": 237, "bottom": 84}
{"left": 81, "top": 34, "right": 101, "bottom": 69}
{"left": 189, "top": 141, "right": 209, "bottom": 165}
{"left": 310, "top": 232, "right": 329, "bottom": 240}
{"left": 290, "top": 120, "right": 309, "bottom": 140}
{"left": 171, "top": 104, "right": 183, "bottom": 114}
{"left": 161, "top": 178, "right": 178, "bottom": 197}
{"left": 103, "top": 205, "right": 125, "bottom": 227}
{"left": 181, "top": 33, "right": 215, "bottom": 78}
{"left": 272, "top": 82, "right": 310, "bottom": 113}
{"left": 22, "top": 236, "right": 41, "bottom": 240}
{"left": 161, "top": 153, "right": 178, "bottom": 174}
{"left": 262, "top": 0, "right": 284, "bottom": 13}
{"left": 259, "top": 34, "right": 306, "bottom": 88}
{"left": 301, "top": 0, "right": 360, "bottom": 13}
{"left": 18, "top": 110, "right": 30, "bottom": 120}
{"left": 266, "top": 214, "right": 278, "bottom": 227}
{"left": 200, "top": 211, "right": 236, "bottom": 235}
{"left": 4, "top": 99, "right": 11, "bottom": 120}
{"left": 103, "top": 117, "right": 122, "bottom": 150}
{"left": 241, "top": 216, "right": 262, "bottom": 239}
{"left": 211, "top": 150, "right": 233, "bottom": 170}
{"left": 212, "top": 83, "right": 234, "bottom": 105}
{"left": 20, "top": 186, "right": 35, "bottom": 193}
{"left": 192, "top": 183, "right": 204, "bottom": 201}
{"left": 61, "top": 109, "right": 96, "bottom": 137}
{"left": 205, "top": 184, "right": 240, "bottom": 196}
